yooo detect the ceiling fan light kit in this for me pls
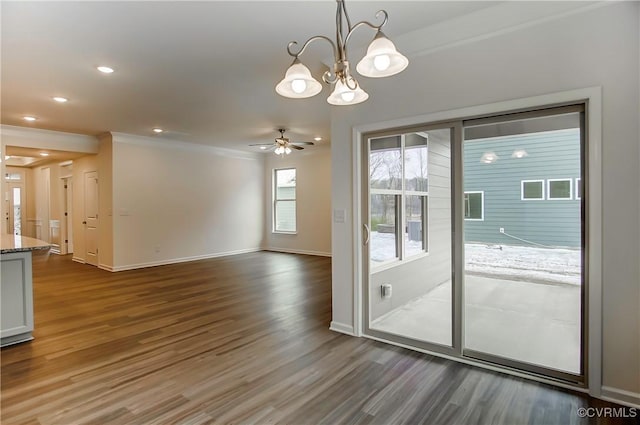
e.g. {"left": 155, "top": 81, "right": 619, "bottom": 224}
{"left": 275, "top": 0, "right": 408, "bottom": 106}
{"left": 249, "top": 129, "right": 314, "bottom": 156}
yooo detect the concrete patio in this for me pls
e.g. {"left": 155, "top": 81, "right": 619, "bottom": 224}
{"left": 371, "top": 275, "right": 581, "bottom": 374}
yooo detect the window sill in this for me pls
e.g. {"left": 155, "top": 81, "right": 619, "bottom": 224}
{"left": 273, "top": 231, "right": 297, "bottom": 235}
{"left": 371, "top": 251, "right": 430, "bottom": 274}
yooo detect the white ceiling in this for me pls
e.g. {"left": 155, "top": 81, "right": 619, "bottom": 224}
{"left": 1, "top": 1, "right": 500, "bottom": 153}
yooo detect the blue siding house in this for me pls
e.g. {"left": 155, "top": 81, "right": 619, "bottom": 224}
{"left": 463, "top": 128, "right": 581, "bottom": 248}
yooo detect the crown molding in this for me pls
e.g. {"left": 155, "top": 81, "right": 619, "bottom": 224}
{"left": 110, "top": 132, "right": 261, "bottom": 161}
{"left": 395, "top": 1, "right": 611, "bottom": 60}
{"left": 0, "top": 125, "right": 98, "bottom": 153}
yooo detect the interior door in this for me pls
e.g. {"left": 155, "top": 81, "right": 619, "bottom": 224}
{"left": 84, "top": 171, "right": 99, "bottom": 266}
{"left": 64, "top": 178, "right": 74, "bottom": 254}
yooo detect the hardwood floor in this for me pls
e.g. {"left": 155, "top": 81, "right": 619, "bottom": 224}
{"left": 1, "top": 252, "right": 637, "bottom": 425}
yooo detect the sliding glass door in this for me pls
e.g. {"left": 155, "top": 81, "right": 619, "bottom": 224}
{"left": 364, "top": 123, "right": 457, "bottom": 352}
{"left": 462, "top": 106, "right": 585, "bottom": 380}
{"left": 362, "top": 105, "right": 586, "bottom": 384}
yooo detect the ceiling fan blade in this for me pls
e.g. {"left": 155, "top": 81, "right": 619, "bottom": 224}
{"left": 291, "top": 141, "right": 314, "bottom": 146}
{"left": 290, "top": 144, "right": 304, "bottom": 150}
{"left": 249, "top": 143, "right": 275, "bottom": 147}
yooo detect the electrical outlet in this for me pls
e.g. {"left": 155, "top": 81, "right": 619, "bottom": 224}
{"left": 499, "top": 228, "right": 505, "bottom": 233}
{"left": 381, "top": 284, "right": 392, "bottom": 299}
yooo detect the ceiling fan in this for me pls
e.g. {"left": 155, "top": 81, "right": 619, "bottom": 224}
{"left": 250, "top": 129, "right": 314, "bottom": 155}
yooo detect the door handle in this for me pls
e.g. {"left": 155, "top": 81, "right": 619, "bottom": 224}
{"left": 82, "top": 221, "right": 87, "bottom": 225}
{"left": 363, "top": 223, "right": 370, "bottom": 245}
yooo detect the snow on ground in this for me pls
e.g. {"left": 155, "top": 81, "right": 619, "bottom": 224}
{"left": 370, "top": 232, "right": 581, "bottom": 285}
{"left": 465, "top": 243, "right": 580, "bottom": 285}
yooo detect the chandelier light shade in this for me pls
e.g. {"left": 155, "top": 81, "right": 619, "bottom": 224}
{"left": 327, "top": 78, "right": 369, "bottom": 106}
{"left": 275, "top": 0, "right": 408, "bottom": 106}
{"left": 356, "top": 31, "right": 409, "bottom": 78}
{"left": 275, "top": 59, "right": 323, "bottom": 98}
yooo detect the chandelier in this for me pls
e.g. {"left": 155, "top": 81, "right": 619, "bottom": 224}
{"left": 275, "top": 0, "right": 409, "bottom": 106}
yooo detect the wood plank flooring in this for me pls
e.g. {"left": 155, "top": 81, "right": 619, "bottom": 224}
{"left": 2, "top": 251, "right": 637, "bottom": 425}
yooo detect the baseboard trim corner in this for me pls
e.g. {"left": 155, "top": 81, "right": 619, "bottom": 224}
{"left": 330, "top": 321, "right": 355, "bottom": 336}
{"left": 600, "top": 386, "right": 640, "bottom": 408}
{"left": 264, "top": 248, "right": 332, "bottom": 257}
{"left": 71, "top": 257, "right": 86, "bottom": 264}
{"left": 111, "top": 247, "right": 262, "bottom": 272}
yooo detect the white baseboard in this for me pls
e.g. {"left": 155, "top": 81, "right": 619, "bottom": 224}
{"left": 329, "top": 321, "right": 355, "bottom": 336}
{"left": 72, "top": 257, "right": 85, "bottom": 264}
{"left": 98, "top": 264, "right": 114, "bottom": 272}
{"left": 110, "top": 247, "right": 261, "bottom": 272}
{"left": 601, "top": 386, "right": 640, "bottom": 408}
{"left": 264, "top": 247, "right": 332, "bottom": 257}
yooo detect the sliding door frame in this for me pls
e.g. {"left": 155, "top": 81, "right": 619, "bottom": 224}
{"left": 361, "top": 121, "right": 462, "bottom": 358}
{"left": 351, "top": 87, "right": 602, "bottom": 396}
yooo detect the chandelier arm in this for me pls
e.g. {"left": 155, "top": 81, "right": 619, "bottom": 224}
{"left": 286, "top": 36, "right": 338, "bottom": 61}
{"left": 336, "top": 1, "right": 345, "bottom": 60}
{"left": 343, "top": 10, "right": 388, "bottom": 49}
{"left": 322, "top": 70, "right": 338, "bottom": 84}
{"left": 344, "top": 77, "right": 358, "bottom": 90}
{"left": 340, "top": 0, "right": 353, "bottom": 40}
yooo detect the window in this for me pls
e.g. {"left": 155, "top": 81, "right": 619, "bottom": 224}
{"left": 4, "top": 172, "right": 22, "bottom": 181}
{"left": 369, "top": 132, "right": 429, "bottom": 265}
{"left": 575, "top": 178, "right": 581, "bottom": 200}
{"left": 547, "top": 179, "right": 572, "bottom": 200}
{"left": 273, "top": 168, "right": 296, "bottom": 233}
{"left": 464, "top": 191, "right": 484, "bottom": 220}
{"left": 521, "top": 180, "right": 544, "bottom": 200}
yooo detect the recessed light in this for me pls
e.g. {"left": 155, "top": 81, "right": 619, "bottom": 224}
{"left": 259, "top": 146, "right": 267, "bottom": 150}
{"left": 314, "top": 137, "right": 322, "bottom": 141}
{"left": 39, "top": 152, "right": 49, "bottom": 157}
{"left": 53, "top": 97, "right": 68, "bottom": 103}
{"left": 152, "top": 128, "right": 163, "bottom": 133}
{"left": 97, "top": 66, "right": 114, "bottom": 74}
{"left": 23, "top": 116, "right": 37, "bottom": 121}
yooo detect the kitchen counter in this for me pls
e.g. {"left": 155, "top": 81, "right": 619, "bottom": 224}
{"left": 1, "top": 234, "right": 52, "bottom": 254}
{"left": 1, "top": 234, "right": 51, "bottom": 347}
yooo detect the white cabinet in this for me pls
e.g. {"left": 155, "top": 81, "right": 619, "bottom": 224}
{"left": 1, "top": 251, "right": 35, "bottom": 346}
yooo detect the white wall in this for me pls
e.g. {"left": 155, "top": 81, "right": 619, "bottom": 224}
{"left": 111, "top": 134, "right": 264, "bottom": 270}
{"left": 263, "top": 147, "right": 331, "bottom": 256}
{"left": 98, "top": 133, "right": 114, "bottom": 269}
{"left": 331, "top": 2, "right": 639, "bottom": 401}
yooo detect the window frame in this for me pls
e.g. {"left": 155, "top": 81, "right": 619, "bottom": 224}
{"left": 464, "top": 191, "right": 484, "bottom": 221}
{"left": 547, "top": 178, "right": 573, "bottom": 200}
{"left": 521, "top": 179, "right": 545, "bottom": 201}
{"left": 575, "top": 177, "right": 581, "bottom": 200}
{"left": 369, "top": 133, "right": 430, "bottom": 270}
{"left": 273, "top": 167, "right": 297, "bottom": 234}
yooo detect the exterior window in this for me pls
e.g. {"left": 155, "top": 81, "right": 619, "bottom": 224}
{"left": 548, "top": 179, "right": 572, "bottom": 200}
{"left": 4, "top": 172, "right": 22, "bottom": 181}
{"left": 369, "top": 132, "right": 429, "bottom": 265}
{"left": 274, "top": 168, "right": 296, "bottom": 233}
{"left": 575, "top": 178, "right": 581, "bottom": 200}
{"left": 464, "top": 191, "right": 484, "bottom": 220}
{"left": 521, "top": 180, "right": 544, "bottom": 200}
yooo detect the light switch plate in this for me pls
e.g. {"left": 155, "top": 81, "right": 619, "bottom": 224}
{"left": 333, "top": 209, "right": 346, "bottom": 223}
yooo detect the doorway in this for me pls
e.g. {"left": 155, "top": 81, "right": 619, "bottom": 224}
{"left": 362, "top": 104, "right": 586, "bottom": 384}
{"left": 4, "top": 182, "right": 25, "bottom": 235}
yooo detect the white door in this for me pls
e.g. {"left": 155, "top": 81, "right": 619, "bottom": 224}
{"left": 84, "top": 171, "right": 99, "bottom": 266}
{"left": 61, "top": 178, "right": 73, "bottom": 255}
